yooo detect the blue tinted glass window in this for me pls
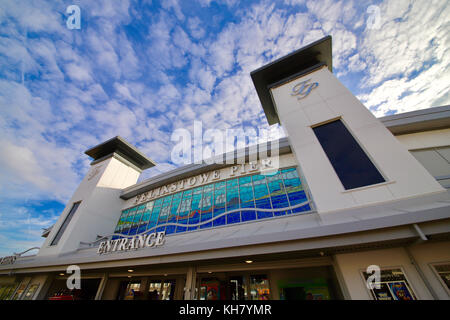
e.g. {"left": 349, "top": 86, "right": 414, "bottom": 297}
{"left": 115, "top": 167, "right": 314, "bottom": 236}
{"left": 226, "top": 179, "right": 240, "bottom": 224}
{"left": 138, "top": 208, "right": 151, "bottom": 234}
{"left": 239, "top": 176, "right": 256, "bottom": 221}
{"left": 158, "top": 195, "right": 173, "bottom": 223}
{"left": 148, "top": 204, "right": 160, "bottom": 232}
{"left": 200, "top": 185, "right": 213, "bottom": 229}
{"left": 313, "top": 120, "right": 385, "bottom": 190}
{"left": 266, "top": 172, "right": 289, "bottom": 216}
{"left": 176, "top": 190, "right": 192, "bottom": 233}
{"left": 166, "top": 195, "right": 181, "bottom": 235}
{"left": 129, "top": 207, "right": 144, "bottom": 235}
{"left": 115, "top": 209, "right": 128, "bottom": 233}
{"left": 188, "top": 187, "right": 202, "bottom": 230}
{"left": 123, "top": 207, "right": 136, "bottom": 234}
{"left": 213, "top": 181, "right": 226, "bottom": 226}
{"left": 252, "top": 175, "right": 273, "bottom": 219}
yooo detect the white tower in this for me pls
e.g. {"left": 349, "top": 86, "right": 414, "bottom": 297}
{"left": 251, "top": 36, "right": 444, "bottom": 215}
{"left": 38, "top": 137, "right": 156, "bottom": 256}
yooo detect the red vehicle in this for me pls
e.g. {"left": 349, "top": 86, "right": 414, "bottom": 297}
{"left": 48, "top": 289, "right": 81, "bottom": 300}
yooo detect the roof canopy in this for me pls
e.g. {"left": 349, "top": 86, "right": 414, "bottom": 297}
{"left": 251, "top": 36, "right": 332, "bottom": 125}
{"left": 85, "top": 136, "right": 156, "bottom": 170}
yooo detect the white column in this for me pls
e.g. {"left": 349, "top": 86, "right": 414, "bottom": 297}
{"left": 183, "top": 266, "right": 197, "bottom": 300}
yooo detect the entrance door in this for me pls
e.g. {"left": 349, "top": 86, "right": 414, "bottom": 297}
{"left": 117, "top": 280, "right": 141, "bottom": 300}
{"left": 196, "top": 273, "right": 271, "bottom": 300}
{"left": 198, "top": 277, "right": 222, "bottom": 300}
{"left": 249, "top": 274, "right": 270, "bottom": 300}
{"left": 275, "top": 266, "right": 343, "bottom": 300}
{"left": 283, "top": 287, "right": 306, "bottom": 300}
{"left": 46, "top": 278, "right": 101, "bottom": 300}
{"left": 228, "top": 276, "right": 246, "bottom": 300}
{"left": 161, "top": 279, "right": 176, "bottom": 300}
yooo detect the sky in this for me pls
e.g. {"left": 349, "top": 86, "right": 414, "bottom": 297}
{"left": 0, "top": 0, "right": 449, "bottom": 256}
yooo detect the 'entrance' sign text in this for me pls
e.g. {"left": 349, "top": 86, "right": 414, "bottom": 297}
{"left": 97, "top": 231, "right": 165, "bottom": 255}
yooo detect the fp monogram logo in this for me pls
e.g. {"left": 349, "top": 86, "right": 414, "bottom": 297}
{"left": 291, "top": 79, "right": 319, "bottom": 100}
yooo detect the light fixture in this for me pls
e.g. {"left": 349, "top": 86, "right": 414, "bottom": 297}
{"left": 59, "top": 273, "right": 65, "bottom": 276}
{"left": 245, "top": 260, "right": 253, "bottom": 264}
{"left": 164, "top": 274, "right": 168, "bottom": 276}
{"left": 127, "top": 275, "right": 132, "bottom": 278}
{"left": 128, "top": 269, "right": 134, "bottom": 273}
{"left": 208, "top": 271, "right": 212, "bottom": 274}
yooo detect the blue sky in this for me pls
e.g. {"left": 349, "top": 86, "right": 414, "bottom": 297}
{"left": 0, "top": 0, "right": 449, "bottom": 256}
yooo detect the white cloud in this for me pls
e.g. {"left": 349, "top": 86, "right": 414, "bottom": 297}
{"left": 114, "top": 82, "right": 139, "bottom": 103}
{"left": 187, "top": 17, "right": 206, "bottom": 39}
{"left": 65, "top": 63, "right": 93, "bottom": 82}
{"left": 162, "top": 0, "right": 185, "bottom": 21}
{"left": 357, "top": 0, "right": 450, "bottom": 114}
{"left": 0, "top": 140, "right": 52, "bottom": 191}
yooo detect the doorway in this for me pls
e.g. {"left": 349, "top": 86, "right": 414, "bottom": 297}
{"left": 46, "top": 278, "right": 101, "bottom": 300}
{"left": 148, "top": 279, "right": 177, "bottom": 300}
{"left": 196, "top": 272, "right": 271, "bottom": 300}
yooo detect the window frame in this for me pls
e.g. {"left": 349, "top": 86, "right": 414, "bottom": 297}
{"left": 116, "top": 166, "right": 314, "bottom": 237}
{"left": 311, "top": 117, "right": 387, "bottom": 191}
{"left": 50, "top": 201, "right": 82, "bottom": 246}
{"left": 359, "top": 266, "right": 418, "bottom": 300}
{"left": 429, "top": 261, "right": 450, "bottom": 297}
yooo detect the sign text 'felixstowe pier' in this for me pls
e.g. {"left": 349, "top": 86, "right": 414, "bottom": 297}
{"left": 133, "top": 158, "right": 278, "bottom": 205}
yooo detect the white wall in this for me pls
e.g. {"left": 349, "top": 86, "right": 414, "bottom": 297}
{"left": 408, "top": 241, "right": 450, "bottom": 300}
{"left": 334, "top": 248, "right": 434, "bottom": 300}
{"left": 395, "top": 128, "right": 450, "bottom": 150}
{"left": 38, "top": 155, "right": 141, "bottom": 256}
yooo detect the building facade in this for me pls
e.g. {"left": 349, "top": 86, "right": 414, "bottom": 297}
{"left": 1, "top": 36, "right": 449, "bottom": 301}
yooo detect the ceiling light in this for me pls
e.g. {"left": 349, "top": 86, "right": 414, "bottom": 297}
{"left": 245, "top": 260, "right": 253, "bottom": 264}
{"left": 59, "top": 273, "right": 65, "bottom": 276}
{"left": 128, "top": 269, "right": 134, "bottom": 272}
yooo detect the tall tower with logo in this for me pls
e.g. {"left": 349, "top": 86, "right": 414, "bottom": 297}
{"left": 38, "top": 137, "right": 155, "bottom": 256}
{"left": 251, "top": 36, "right": 444, "bottom": 216}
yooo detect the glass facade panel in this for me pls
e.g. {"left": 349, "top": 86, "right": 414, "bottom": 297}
{"left": 176, "top": 190, "right": 192, "bottom": 233}
{"left": 200, "top": 184, "right": 213, "bottom": 229}
{"left": 252, "top": 174, "right": 273, "bottom": 219}
{"left": 250, "top": 275, "right": 270, "bottom": 300}
{"left": 187, "top": 187, "right": 202, "bottom": 231}
{"left": 129, "top": 205, "right": 145, "bottom": 235}
{"left": 213, "top": 181, "right": 226, "bottom": 227}
{"left": 114, "top": 167, "right": 312, "bottom": 237}
{"left": 226, "top": 179, "right": 240, "bottom": 224}
{"left": 281, "top": 168, "right": 310, "bottom": 213}
{"left": 166, "top": 193, "right": 181, "bottom": 235}
{"left": 266, "top": 171, "right": 289, "bottom": 216}
{"left": 239, "top": 176, "right": 256, "bottom": 222}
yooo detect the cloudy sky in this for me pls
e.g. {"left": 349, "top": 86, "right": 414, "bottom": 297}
{"left": 0, "top": 0, "right": 448, "bottom": 256}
